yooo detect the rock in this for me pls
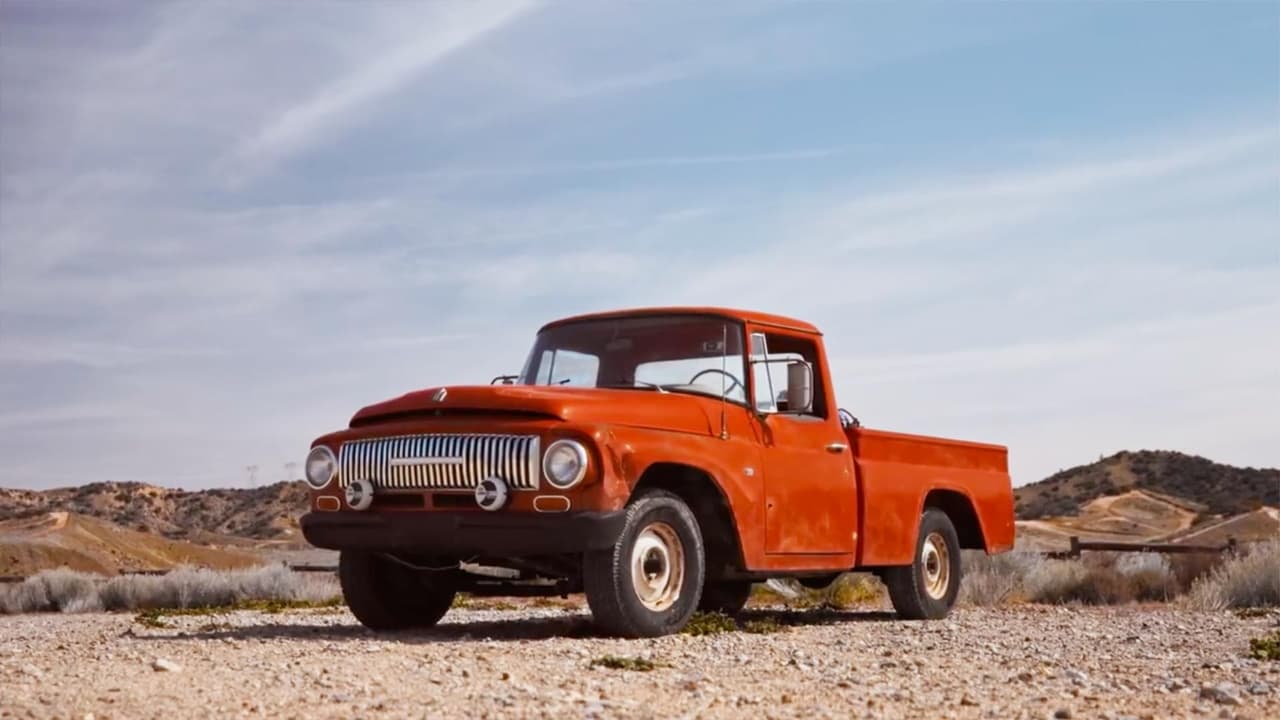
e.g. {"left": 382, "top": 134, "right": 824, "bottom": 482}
{"left": 1054, "top": 709, "right": 1073, "bottom": 719}
{"left": 1199, "top": 683, "right": 1241, "bottom": 706}
{"left": 151, "top": 658, "right": 181, "bottom": 673}
{"left": 960, "top": 694, "right": 979, "bottom": 707}
{"left": 1066, "top": 670, "right": 1088, "bottom": 685}
{"left": 1247, "top": 681, "right": 1270, "bottom": 695}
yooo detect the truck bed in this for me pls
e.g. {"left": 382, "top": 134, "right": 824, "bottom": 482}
{"left": 846, "top": 426, "right": 1015, "bottom": 566}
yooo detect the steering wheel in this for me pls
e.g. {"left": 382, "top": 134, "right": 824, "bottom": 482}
{"left": 688, "top": 368, "right": 744, "bottom": 396}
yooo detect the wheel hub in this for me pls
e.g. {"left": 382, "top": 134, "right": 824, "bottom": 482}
{"left": 630, "top": 522, "right": 685, "bottom": 611}
{"left": 921, "top": 532, "right": 951, "bottom": 600}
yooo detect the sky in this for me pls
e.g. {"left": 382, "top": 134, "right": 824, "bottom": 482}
{"left": 0, "top": 1, "right": 1277, "bottom": 491}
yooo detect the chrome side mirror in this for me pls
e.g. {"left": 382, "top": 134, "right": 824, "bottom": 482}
{"left": 785, "top": 361, "right": 813, "bottom": 414}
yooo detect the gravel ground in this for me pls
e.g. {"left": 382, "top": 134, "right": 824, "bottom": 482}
{"left": 1, "top": 603, "right": 1277, "bottom": 719}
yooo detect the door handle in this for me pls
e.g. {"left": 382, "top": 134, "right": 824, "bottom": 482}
{"left": 825, "top": 442, "right": 848, "bottom": 453}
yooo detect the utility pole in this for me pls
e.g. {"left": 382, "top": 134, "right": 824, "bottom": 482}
{"left": 245, "top": 464, "right": 258, "bottom": 489}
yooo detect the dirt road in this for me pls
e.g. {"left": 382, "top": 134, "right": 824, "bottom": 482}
{"left": 1, "top": 604, "right": 1276, "bottom": 719}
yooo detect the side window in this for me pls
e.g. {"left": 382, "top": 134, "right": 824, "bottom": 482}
{"left": 536, "top": 349, "right": 599, "bottom": 386}
{"left": 749, "top": 331, "right": 824, "bottom": 417}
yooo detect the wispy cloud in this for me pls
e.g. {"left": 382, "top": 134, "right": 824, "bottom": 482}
{"left": 221, "top": 0, "right": 537, "bottom": 182}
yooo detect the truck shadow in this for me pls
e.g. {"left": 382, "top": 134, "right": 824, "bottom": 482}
{"left": 131, "top": 607, "right": 899, "bottom": 645}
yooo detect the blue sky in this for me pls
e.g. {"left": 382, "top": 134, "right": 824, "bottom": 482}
{"left": 0, "top": 1, "right": 1276, "bottom": 490}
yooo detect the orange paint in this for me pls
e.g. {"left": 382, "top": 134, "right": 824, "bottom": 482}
{"left": 306, "top": 306, "right": 1015, "bottom": 573}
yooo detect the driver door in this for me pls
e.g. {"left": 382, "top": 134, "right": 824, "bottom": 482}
{"left": 749, "top": 329, "right": 858, "bottom": 555}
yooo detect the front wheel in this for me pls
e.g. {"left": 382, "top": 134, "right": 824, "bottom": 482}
{"left": 883, "top": 508, "right": 962, "bottom": 620}
{"left": 339, "top": 551, "right": 457, "bottom": 631}
{"left": 584, "top": 490, "right": 706, "bottom": 637}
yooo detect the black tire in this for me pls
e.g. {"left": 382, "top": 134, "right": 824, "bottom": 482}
{"left": 698, "top": 580, "right": 753, "bottom": 615}
{"left": 884, "top": 508, "right": 962, "bottom": 620}
{"left": 584, "top": 490, "right": 706, "bottom": 637}
{"left": 339, "top": 551, "right": 456, "bottom": 631}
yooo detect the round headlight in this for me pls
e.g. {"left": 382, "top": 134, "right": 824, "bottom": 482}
{"left": 305, "top": 445, "right": 337, "bottom": 489}
{"left": 542, "top": 439, "right": 588, "bottom": 489}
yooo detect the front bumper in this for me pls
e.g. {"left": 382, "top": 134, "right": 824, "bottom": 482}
{"left": 299, "top": 510, "right": 626, "bottom": 556}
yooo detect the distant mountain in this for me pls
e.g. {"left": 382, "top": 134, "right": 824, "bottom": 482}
{"left": 0, "top": 481, "right": 310, "bottom": 545}
{"left": 1014, "top": 450, "right": 1279, "bottom": 521}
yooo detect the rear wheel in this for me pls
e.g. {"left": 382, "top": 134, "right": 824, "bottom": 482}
{"left": 584, "top": 490, "right": 706, "bottom": 637}
{"left": 338, "top": 551, "right": 456, "bottom": 631}
{"left": 884, "top": 508, "right": 962, "bottom": 620}
{"left": 698, "top": 580, "right": 753, "bottom": 615}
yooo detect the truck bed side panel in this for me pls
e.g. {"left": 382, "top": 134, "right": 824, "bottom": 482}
{"left": 848, "top": 427, "right": 1015, "bottom": 567}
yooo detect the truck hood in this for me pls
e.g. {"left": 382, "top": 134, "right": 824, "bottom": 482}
{"left": 350, "top": 385, "right": 718, "bottom": 436}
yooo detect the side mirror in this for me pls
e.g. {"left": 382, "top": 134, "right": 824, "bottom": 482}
{"left": 785, "top": 361, "right": 813, "bottom": 414}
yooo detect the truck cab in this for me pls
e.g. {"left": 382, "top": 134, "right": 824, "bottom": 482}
{"left": 300, "top": 306, "right": 1016, "bottom": 636}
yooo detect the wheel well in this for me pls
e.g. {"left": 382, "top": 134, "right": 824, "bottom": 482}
{"left": 632, "top": 462, "right": 744, "bottom": 577}
{"left": 924, "top": 490, "right": 985, "bottom": 550}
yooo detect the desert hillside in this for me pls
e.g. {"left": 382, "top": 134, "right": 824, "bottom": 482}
{"left": 0, "top": 481, "right": 309, "bottom": 545}
{"left": 0, "top": 512, "right": 262, "bottom": 577}
{"left": 1014, "top": 450, "right": 1278, "bottom": 521}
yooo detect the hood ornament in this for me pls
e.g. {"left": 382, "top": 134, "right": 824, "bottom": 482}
{"left": 432, "top": 387, "right": 448, "bottom": 403}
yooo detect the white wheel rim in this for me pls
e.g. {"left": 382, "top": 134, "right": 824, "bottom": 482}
{"left": 630, "top": 522, "right": 684, "bottom": 611}
{"left": 921, "top": 531, "right": 951, "bottom": 600}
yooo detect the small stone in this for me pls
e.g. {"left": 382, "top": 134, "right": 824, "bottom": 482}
{"left": 1199, "top": 683, "right": 1241, "bottom": 706}
{"left": 1054, "top": 709, "right": 1073, "bottom": 719}
{"left": 1066, "top": 670, "right": 1088, "bottom": 685}
{"left": 1018, "top": 671, "right": 1035, "bottom": 682}
{"left": 151, "top": 659, "right": 181, "bottom": 673}
{"left": 960, "top": 695, "right": 979, "bottom": 707}
{"left": 501, "top": 672, "right": 510, "bottom": 681}
{"left": 1247, "top": 681, "right": 1270, "bottom": 695}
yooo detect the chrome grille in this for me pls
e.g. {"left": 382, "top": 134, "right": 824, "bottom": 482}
{"left": 338, "top": 434, "right": 541, "bottom": 491}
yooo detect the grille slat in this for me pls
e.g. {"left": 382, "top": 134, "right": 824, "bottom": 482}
{"left": 339, "top": 433, "right": 540, "bottom": 491}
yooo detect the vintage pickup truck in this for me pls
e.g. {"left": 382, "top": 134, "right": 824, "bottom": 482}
{"left": 300, "top": 307, "right": 1015, "bottom": 636}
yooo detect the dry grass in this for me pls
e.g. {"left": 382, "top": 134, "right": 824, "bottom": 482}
{"left": 0, "top": 564, "right": 342, "bottom": 614}
{"left": 749, "top": 573, "right": 884, "bottom": 610}
{"left": 1184, "top": 540, "right": 1280, "bottom": 610}
{"left": 960, "top": 549, "right": 1207, "bottom": 607}
{"left": 958, "top": 550, "right": 1038, "bottom": 606}
{"left": 590, "top": 655, "right": 667, "bottom": 671}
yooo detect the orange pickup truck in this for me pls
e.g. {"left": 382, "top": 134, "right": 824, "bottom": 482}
{"left": 300, "top": 307, "right": 1015, "bottom": 636}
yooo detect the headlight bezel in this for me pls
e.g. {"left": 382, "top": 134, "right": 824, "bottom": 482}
{"left": 542, "top": 438, "right": 589, "bottom": 490}
{"left": 305, "top": 445, "right": 338, "bottom": 489}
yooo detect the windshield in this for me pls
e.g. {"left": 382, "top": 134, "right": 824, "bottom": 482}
{"left": 518, "top": 315, "right": 748, "bottom": 403}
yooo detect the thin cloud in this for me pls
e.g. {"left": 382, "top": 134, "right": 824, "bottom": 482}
{"left": 221, "top": 0, "right": 537, "bottom": 182}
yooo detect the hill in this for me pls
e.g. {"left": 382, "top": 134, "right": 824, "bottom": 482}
{"left": 0, "top": 512, "right": 262, "bottom": 577}
{"left": 1014, "top": 450, "right": 1279, "bottom": 521}
{"left": 0, "top": 481, "right": 310, "bottom": 546}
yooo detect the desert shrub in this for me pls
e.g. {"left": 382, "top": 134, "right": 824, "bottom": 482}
{"left": 0, "top": 569, "right": 102, "bottom": 613}
{"left": 1184, "top": 540, "right": 1280, "bottom": 610}
{"left": 1250, "top": 630, "right": 1280, "bottom": 661}
{"left": 1169, "top": 552, "right": 1224, "bottom": 592}
{"left": 5, "top": 564, "right": 342, "bottom": 614}
{"left": 1020, "top": 552, "right": 1180, "bottom": 605}
{"left": 1115, "top": 553, "right": 1178, "bottom": 602}
{"left": 750, "top": 573, "right": 883, "bottom": 609}
{"left": 958, "top": 550, "right": 1038, "bottom": 606}
{"left": 1024, "top": 559, "right": 1091, "bottom": 603}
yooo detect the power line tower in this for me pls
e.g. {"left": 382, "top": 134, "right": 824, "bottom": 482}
{"left": 245, "top": 464, "right": 258, "bottom": 489}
